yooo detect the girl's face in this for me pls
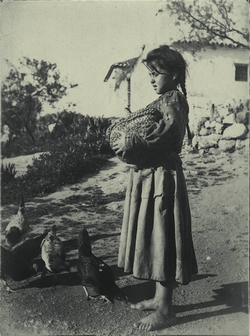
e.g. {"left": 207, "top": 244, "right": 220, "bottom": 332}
{"left": 147, "top": 61, "right": 177, "bottom": 95}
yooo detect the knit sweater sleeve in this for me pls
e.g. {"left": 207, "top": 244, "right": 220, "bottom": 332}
{"left": 122, "top": 91, "right": 189, "bottom": 164}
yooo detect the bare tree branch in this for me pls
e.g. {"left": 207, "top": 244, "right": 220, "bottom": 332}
{"left": 161, "top": 0, "right": 249, "bottom": 51}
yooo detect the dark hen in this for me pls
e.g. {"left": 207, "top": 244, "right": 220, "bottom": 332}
{"left": 40, "top": 225, "right": 70, "bottom": 282}
{"left": 1, "top": 231, "right": 48, "bottom": 291}
{"left": 77, "top": 228, "right": 127, "bottom": 303}
{"left": 5, "top": 196, "right": 29, "bottom": 247}
{"left": 12, "top": 230, "right": 48, "bottom": 259}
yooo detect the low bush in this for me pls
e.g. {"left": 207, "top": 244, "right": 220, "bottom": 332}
{"left": 1, "top": 163, "right": 17, "bottom": 185}
{"left": 1, "top": 148, "right": 108, "bottom": 205}
{"left": 1, "top": 112, "right": 113, "bottom": 205}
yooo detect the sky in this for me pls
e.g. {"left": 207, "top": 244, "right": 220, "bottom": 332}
{"left": 1, "top": 0, "right": 248, "bottom": 119}
{"left": 1, "top": 0, "right": 175, "bottom": 118}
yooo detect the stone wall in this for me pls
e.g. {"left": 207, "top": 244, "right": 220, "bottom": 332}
{"left": 190, "top": 101, "right": 249, "bottom": 153}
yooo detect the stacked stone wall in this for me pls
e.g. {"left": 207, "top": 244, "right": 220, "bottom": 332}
{"left": 189, "top": 99, "right": 249, "bottom": 154}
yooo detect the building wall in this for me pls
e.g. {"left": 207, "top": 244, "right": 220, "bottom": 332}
{"left": 185, "top": 46, "right": 249, "bottom": 103}
{"left": 108, "top": 46, "right": 249, "bottom": 120}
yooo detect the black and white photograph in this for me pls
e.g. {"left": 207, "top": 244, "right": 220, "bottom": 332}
{"left": 1, "top": 0, "right": 249, "bottom": 335}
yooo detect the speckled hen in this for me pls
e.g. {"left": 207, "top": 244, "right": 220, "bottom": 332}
{"left": 40, "top": 225, "right": 70, "bottom": 282}
{"left": 5, "top": 196, "right": 29, "bottom": 247}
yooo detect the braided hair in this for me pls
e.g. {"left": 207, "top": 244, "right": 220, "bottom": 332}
{"left": 144, "top": 45, "right": 192, "bottom": 139}
{"left": 144, "top": 45, "right": 188, "bottom": 98}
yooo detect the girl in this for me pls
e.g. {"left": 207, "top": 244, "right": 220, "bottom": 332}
{"left": 111, "top": 45, "right": 198, "bottom": 332}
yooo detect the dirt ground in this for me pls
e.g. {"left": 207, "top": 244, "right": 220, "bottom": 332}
{"left": 0, "top": 147, "right": 249, "bottom": 336}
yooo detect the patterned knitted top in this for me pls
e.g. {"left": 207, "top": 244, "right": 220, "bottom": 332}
{"left": 107, "top": 90, "right": 189, "bottom": 168}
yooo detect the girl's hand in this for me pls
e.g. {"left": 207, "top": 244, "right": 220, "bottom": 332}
{"left": 112, "top": 131, "right": 126, "bottom": 155}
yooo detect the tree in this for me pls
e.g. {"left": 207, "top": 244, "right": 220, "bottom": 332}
{"left": 1, "top": 58, "right": 71, "bottom": 144}
{"left": 158, "top": 0, "right": 249, "bottom": 52}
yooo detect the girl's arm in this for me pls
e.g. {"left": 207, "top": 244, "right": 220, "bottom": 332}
{"left": 124, "top": 91, "right": 188, "bottom": 157}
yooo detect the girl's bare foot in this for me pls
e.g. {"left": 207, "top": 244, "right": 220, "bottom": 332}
{"left": 133, "top": 310, "right": 177, "bottom": 331}
{"left": 131, "top": 298, "right": 158, "bottom": 311}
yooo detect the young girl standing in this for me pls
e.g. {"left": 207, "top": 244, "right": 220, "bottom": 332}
{"left": 111, "top": 45, "right": 198, "bottom": 332}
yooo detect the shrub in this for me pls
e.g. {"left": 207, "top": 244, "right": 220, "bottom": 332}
{"left": 1, "top": 132, "right": 52, "bottom": 158}
{"left": 1, "top": 112, "right": 113, "bottom": 205}
{"left": 1, "top": 177, "right": 25, "bottom": 205}
{"left": 50, "top": 111, "right": 112, "bottom": 154}
{"left": 1, "top": 163, "right": 17, "bottom": 184}
{"left": 24, "top": 144, "right": 107, "bottom": 195}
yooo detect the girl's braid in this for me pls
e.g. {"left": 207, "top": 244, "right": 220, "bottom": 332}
{"left": 179, "top": 75, "right": 187, "bottom": 98}
{"left": 179, "top": 72, "right": 192, "bottom": 139}
{"left": 177, "top": 61, "right": 187, "bottom": 98}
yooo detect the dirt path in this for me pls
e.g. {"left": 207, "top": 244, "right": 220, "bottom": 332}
{"left": 0, "top": 149, "right": 249, "bottom": 335}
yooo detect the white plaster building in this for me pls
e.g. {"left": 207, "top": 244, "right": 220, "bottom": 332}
{"left": 106, "top": 43, "right": 249, "bottom": 129}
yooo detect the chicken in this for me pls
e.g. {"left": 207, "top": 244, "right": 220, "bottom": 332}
{"left": 5, "top": 196, "right": 29, "bottom": 247}
{"left": 40, "top": 225, "right": 70, "bottom": 282}
{"left": 77, "top": 228, "right": 127, "bottom": 303}
{"left": 1, "top": 231, "right": 48, "bottom": 292}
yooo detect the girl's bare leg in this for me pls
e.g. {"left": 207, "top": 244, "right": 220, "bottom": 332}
{"left": 132, "top": 281, "right": 177, "bottom": 331}
{"left": 131, "top": 281, "right": 159, "bottom": 311}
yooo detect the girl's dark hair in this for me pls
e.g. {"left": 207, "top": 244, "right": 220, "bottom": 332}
{"left": 144, "top": 45, "right": 187, "bottom": 98}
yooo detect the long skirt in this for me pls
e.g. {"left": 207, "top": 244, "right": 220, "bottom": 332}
{"left": 118, "top": 155, "right": 198, "bottom": 285}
